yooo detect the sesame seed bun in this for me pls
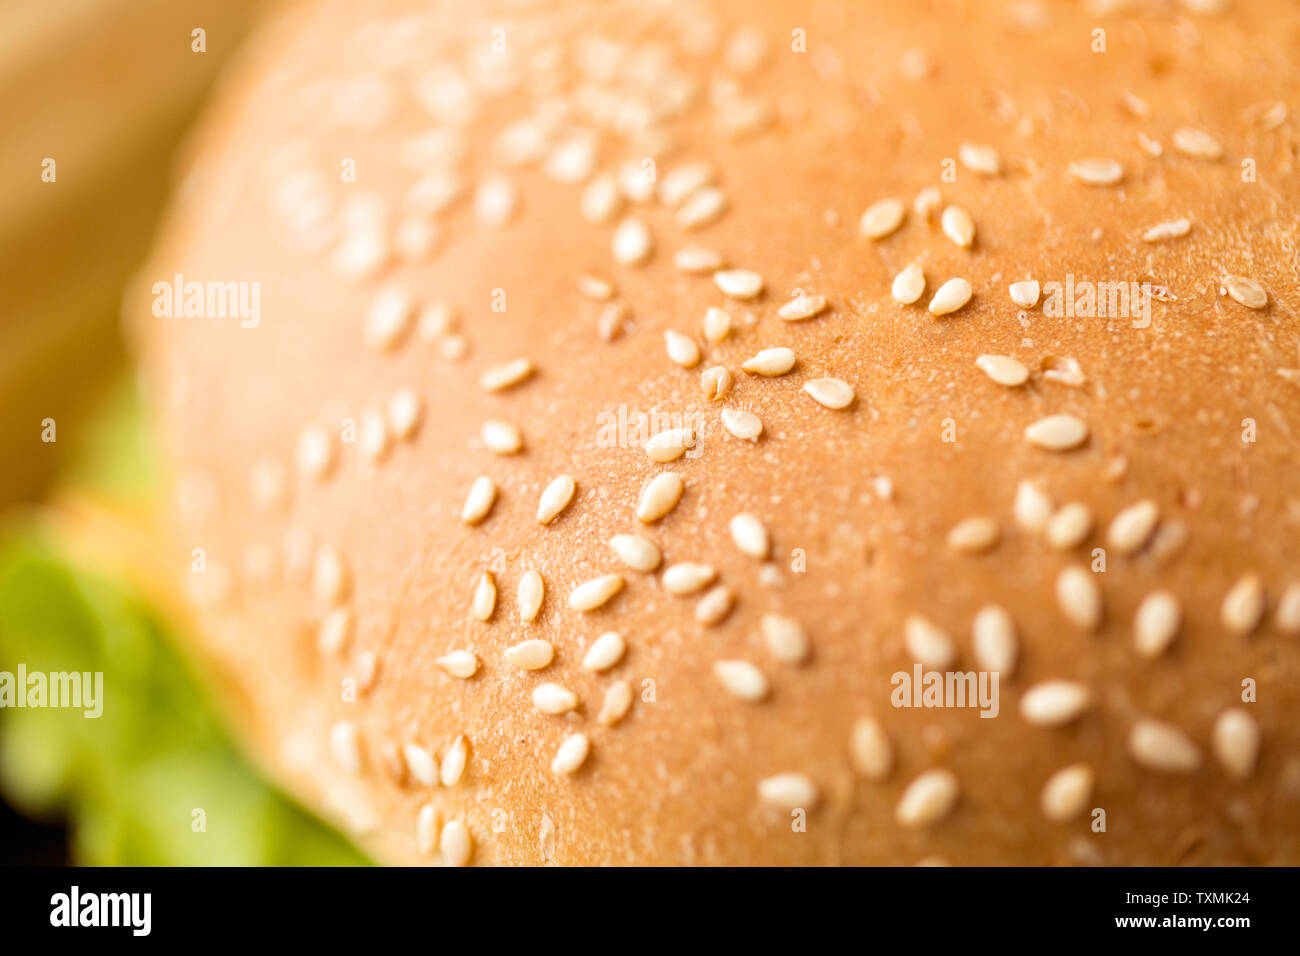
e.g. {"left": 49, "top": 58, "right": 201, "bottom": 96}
{"left": 131, "top": 0, "right": 1300, "bottom": 865}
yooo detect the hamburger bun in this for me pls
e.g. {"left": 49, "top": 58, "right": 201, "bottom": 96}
{"left": 131, "top": 0, "right": 1300, "bottom": 865}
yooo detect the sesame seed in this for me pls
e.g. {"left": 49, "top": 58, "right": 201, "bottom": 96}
{"left": 674, "top": 244, "right": 723, "bottom": 274}
{"left": 1276, "top": 583, "right": 1300, "bottom": 634}
{"left": 1106, "top": 499, "right": 1159, "bottom": 555}
{"left": 505, "top": 638, "right": 553, "bottom": 670}
{"left": 1221, "top": 573, "right": 1265, "bottom": 635}
{"left": 1143, "top": 218, "right": 1191, "bottom": 243}
{"left": 365, "top": 286, "right": 415, "bottom": 351}
{"left": 479, "top": 357, "right": 535, "bottom": 392}
{"left": 913, "top": 186, "right": 942, "bottom": 221}
{"left": 895, "top": 769, "right": 959, "bottom": 827}
{"left": 475, "top": 173, "right": 516, "bottom": 226}
{"left": 1056, "top": 565, "right": 1102, "bottom": 631}
{"left": 1137, "top": 132, "right": 1163, "bottom": 156}
{"left": 296, "top": 424, "right": 335, "bottom": 481}
{"left": 891, "top": 263, "right": 926, "bottom": 304}
{"left": 778, "top": 294, "right": 828, "bottom": 321}
{"left": 312, "top": 546, "right": 350, "bottom": 606}
{"left": 971, "top": 605, "right": 1018, "bottom": 674}
{"left": 461, "top": 475, "right": 497, "bottom": 525}
{"left": 581, "top": 173, "right": 623, "bottom": 224}
{"left": 665, "top": 330, "right": 702, "bottom": 368}
{"left": 1212, "top": 708, "right": 1260, "bottom": 779}
{"left": 317, "top": 607, "right": 354, "bottom": 656}
{"left": 946, "top": 516, "right": 1000, "bottom": 553}
{"left": 544, "top": 136, "right": 595, "bottom": 184}
{"left": 406, "top": 169, "right": 461, "bottom": 214}
{"left": 741, "top": 347, "right": 795, "bottom": 375}
{"left": 1020, "top": 680, "right": 1092, "bottom": 727}
{"left": 761, "top": 613, "right": 810, "bottom": 664}
{"left": 659, "top": 163, "right": 715, "bottom": 206}
{"left": 331, "top": 228, "right": 389, "bottom": 282}
{"left": 1024, "top": 413, "right": 1089, "bottom": 451}
{"left": 441, "top": 335, "right": 469, "bottom": 360}
{"left": 850, "top": 718, "right": 894, "bottom": 780}
{"left": 702, "top": 307, "right": 732, "bottom": 344}
{"left": 695, "top": 584, "right": 736, "bottom": 625}
{"left": 533, "top": 682, "right": 578, "bottom": 715}
{"left": 721, "top": 408, "right": 764, "bottom": 441}
{"left": 1013, "top": 479, "right": 1054, "bottom": 532}
{"left": 517, "top": 569, "right": 545, "bottom": 622}
{"left": 928, "top": 277, "right": 972, "bottom": 316}
{"left": 551, "top": 733, "right": 590, "bottom": 776}
{"left": 730, "top": 512, "right": 771, "bottom": 559}
{"left": 1121, "top": 89, "right": 1150, "bottom": 117}
{"left": 803, "top": 378, "right": 855, "bottom": 410}
{"left": 859, "top": 198, "right": 905, "bottom": 239}
{"left": 1223, "top": 275, "right": 1268, "bottom": 309}
{"left": 645, "top": 427, "right": 696, "bottom": 462}
{"left": 582, "top": 631, "right": 626, "bottom": 672}
{"left": 663, "top": 562, "right": 716, "bottom": 595}
{"left": 387, "top": 388, "right": 423, "bottom": 439}
{"left": 713, "top": 268, "right": 764, "bottom": 299}
{"left": 329, "top": 721, "right": 362, "bottom": 775}
{"left": 597, "top": 302, "right": 629, "bottom": 342}
{"left": 250, "top": 458, "right": 288, "bottom": 513}
{"left": 597, "top": 680, "right": 633, "bottom": 726}
{"left": 440, "top": 819, "right": 472, "bottom": 867}
{"left": 537, "top": 475, "right": 576, "bottom": 524}
{"left": 757, "top": 773, "right": 819, "bottom": 810}
{"left": 569, "top": 573, "right": 624, "bottom": 611}
{"left": 1040, "top": 764, "right": 1094, "bottom": 821}
{"left": 1172, "top": 127, "right": 1223, "bottom": 159}
{"left": 940, "top": 205, "right": 975, "bottom": 248}
{"left": 436, "top": 649, "right": 479, "bottom": 679}
{"left": 440, "top": 734, "right": 469, "bottom": 786}
{"left": 1128, "top": 718, "right": 1200, "bottom": 773}
{"left": 676, "top": 187, "right": 728, "bottom": 229}
{"left": 958, "top": 142, "right": 1001, "bottom": 176}
{"left": 637, "top": 473, "right": 684, "bottom": 522}
{"left": 1045, "top": 502, "right": 1093, "bottom": 549}
{"left": 415, "top": 804, "right": 440, "bottom": 857}
{"left": 352, "top": 652, "right": 378, "bottom": 693}
{"left": 403, "top": 743, "right": 437, "bottom": 786}
{"left": 1009, "top": 280, "right": 1040, "bottom": 308}
{"left": 578, "top": 274, "right": 615, "bottom": 300}
{"left": 975, "top": 354, "right": 1029, "bottom": 387}
{"left": 701, "top": 365, "right": 734, "bottom": 400}
{"left": 1068, "top": 158, "right": 1123, "bottom": 186}
{"left": 714, "top": 659, "right": 768, "bottom": 701}
{"left": 904, "top": 615, "right": 957, "bottom": 669}
{"left": 471, "top": 571, "right": 496, "bottom": 621}
{"left": 482, "top": 419, "right": 524, "bottom": 454}
{"left": 1042, "top": 356, "right": 1085, "bottom": 388}
{"left": 608, "top": 533, "right": 661, "bottom": 572}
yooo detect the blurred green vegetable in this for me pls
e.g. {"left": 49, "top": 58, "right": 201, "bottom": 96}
{"left": 0, "top": 376, "right": 371, "bottom": 865}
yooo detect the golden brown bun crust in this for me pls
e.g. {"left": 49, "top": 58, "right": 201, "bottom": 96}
{"left": 134, "top": 0, "right": 1300, "bottom": 864}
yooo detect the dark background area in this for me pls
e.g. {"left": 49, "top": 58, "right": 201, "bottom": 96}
{"left": 0, "top": 794, "right": 67, "bottom": 866}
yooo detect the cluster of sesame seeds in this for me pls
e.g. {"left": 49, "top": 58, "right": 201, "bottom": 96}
{"left": 236, "top": 12, "right": 1297, "bottom": 867}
